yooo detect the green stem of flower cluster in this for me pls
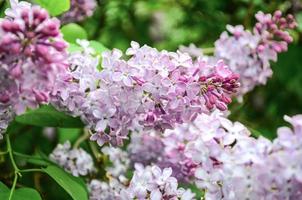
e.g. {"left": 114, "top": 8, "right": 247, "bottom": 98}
{"left": 5, "top": 134, "right": 44, "bottom": 200}
{"left": 73, "top": 129, "right": 90, "bottom": 149}
{"left": 6, "top": 134, "right": 21, "bottom": 200}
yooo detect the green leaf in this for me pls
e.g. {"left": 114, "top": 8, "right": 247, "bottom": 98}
{"left": 0, "top": 183, "right": 42, "bottom": 200}
{"left": 67, "top": 43, "right": 83, "bottom": 53}
{"left": 43, "top": 165, "right": 88, "bottom": 200}
{"left": 89, "top": 40, "right": 109, "bottom": 55}
{"left": 34, "top": 0, "right": 70, "bottom": 16}
{"left": 58, "top": 128, "right": 81, "bottom": 143}
{"left": 15, "top": 105, "right": 84, "bottom": 128}
{"left": 13, "top": 188, "right": 42, "bottom": 200}
{"left": 296, "top": 12, "right": 302, "bottom": 32}
{"left": 61, "top": 24, "right": 88, "bottom": 43}
{"left": 0, "top": 181, "right": 9, "bottom": 193}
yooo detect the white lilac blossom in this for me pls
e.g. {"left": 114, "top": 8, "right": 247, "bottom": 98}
{"left": 214, "top": 11, "right": 297, "bottom": 100}
{"left": 88, "top": 178, "right": 126, "bottom": 200}
{"left": 122, "top": 164, "right": 196, "bottom": 200}
{"left": 0, "top": 0, "right": 68, "bottom": 136}
{"left": 49, "top": 141, "right": 95, "bottom": 177}
{"left": 53, "top": 40, "right": 239, "bottom": 146}
{"left": 60, "top": 0, "right": 97, "bottom": 24}
{"left": 185, "top": 114, "right": 302, "bottom": 199}
{"left": 102, "top": 146, "right": 130, "bottom": 181}
{"left": 88, "top": 165, "right": 195, "bottom": 200}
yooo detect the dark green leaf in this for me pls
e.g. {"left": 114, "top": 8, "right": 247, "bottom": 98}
{"left": 34, "top": 0, "right": 70, "bottom": 16}
{"left": 0, "top": 181, "right": 9, "bottom": 193}
{"left": 0, "top": 183, "right": 42, "bottom": 200}
{"left": 15, "top": 105, "right": 84, "bottom": 128}
{"left": 43, "top": 165, "right": 88, "bottom": 200}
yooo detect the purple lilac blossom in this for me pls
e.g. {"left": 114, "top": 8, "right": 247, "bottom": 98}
{"left": 60, "top": 0, "right": 97, "bottom": 24}
{"left": 128, "top": 131, "right": 165, "bottom": 167}
{"left": 179, "top": 11, "right": 297, "bottom": 101}
{"left": 53, "top": 40, "right": 239, "bottom": 146}
{"left": 185, "top": 114, "right": 302, "bottom": 199}
{"left": 121, "top": 164, "right": 196, "bottom": 200}
{"left": 0, "top": 0, "right": 68, "bottom": 136}
{"left": 214, "top": 11, "right": 297, "bottom": 100}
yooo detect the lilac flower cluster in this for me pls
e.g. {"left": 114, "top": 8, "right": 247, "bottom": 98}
{"left": 52, "top": 40, "right": 239, "bottom": 146}
{"left": 0, "top": 0, "right": 68, "bottom": 136}
{"left": 88, "top": 164, "right": 195, "bottom": 200}
{"left": 121, "top": 164, "right": 196, "bottom": 200}
{"left": 128, "top": 111, "right": 245, "bottom": 184}
{"left": 185, "top": 114, "right": 302, "bottom": 199}
{"left": 88, "top": 178, "right": 126, "bottom": 200}
{"left": 60, "top": 0, "right": 97, "bottom": 24}
{"left": 128, "top": 128, "right": 198, "bottom": 183}
{"left": 179, "top": 11, "right": 296, "bottom": 100}
{"left": 214, "top": 11, "right": 297, "bottom": 99}
{"left": 49, "top": 141, "right": 95, "bottom": 177}
{"left": 129, "top": 111, "right": 302, "bottom": 199}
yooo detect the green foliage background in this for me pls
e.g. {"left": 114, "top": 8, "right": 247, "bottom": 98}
{"left": 0, "top": 0, "right": 301, "bottom": 199}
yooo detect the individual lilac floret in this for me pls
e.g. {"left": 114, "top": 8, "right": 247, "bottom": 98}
{"left": 215, "top": 11, "right": 297, "bottom": 100}
{"left": 49, "top": 141, "right": 95, "bottom": 177}
{"left": 122, "top": 164, "right": 196, "bottom": 200}
{"left": 0, "top": 0, "right": 68, "bottom": 118}
{"left": 60, "top": 0, "right": 97, "bottom": 24}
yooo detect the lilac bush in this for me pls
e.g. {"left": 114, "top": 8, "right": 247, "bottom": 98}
{"left": 0, "top": 1, "right": 300, "bottom": 200}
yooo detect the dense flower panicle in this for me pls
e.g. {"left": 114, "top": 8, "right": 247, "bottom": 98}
{"left": 88, "top": 165, "right": 195, "bottom": 200}
{"left": 60, "top": 0, "right": 97, "bottom": 24}
{"left": 0, "top": 0, "right": 68, "bottom": 130}
{"left": 92, "top": 42, "right": 238, "bottom": 146}
{"left": 128, "top": 129, "right": 198, "bottom": 183}
{"left": 214, "top": 11, "right": 296, "bottom": 99}
{"left": 52, "top": 40, "right": 238, "bottom": 146}
{"left": 121, "top": 164, "right": 196, "bottom": 200}
{"left": 185, "top": 114, "right": 302, "bottom": 199}
{"left": 88, "top": 178, "right": 126, "bottom": 200}
{"left": 49, "top": 141, "right": 95, "bottom": 177}
{"left": 128, "top": 111, "right": 247, "bottom": 183}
